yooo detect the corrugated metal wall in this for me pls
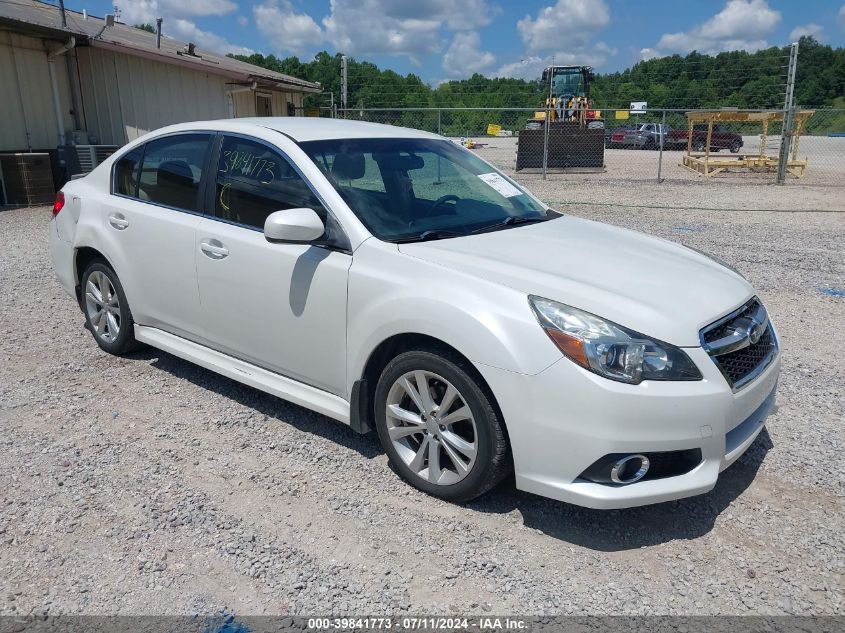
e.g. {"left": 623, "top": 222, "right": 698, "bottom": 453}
{"left": 74, "top": 46, "right": 231, "bottom": 145}
{"left": 1, "top": 31, "right": 307, "bottom": 152}
{"left": 0, "top": 32, "right": 75, "bottom": 150}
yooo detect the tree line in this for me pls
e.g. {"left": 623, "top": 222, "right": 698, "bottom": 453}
{"left": 230, "top": 37, "right": 843, "bottom": 111}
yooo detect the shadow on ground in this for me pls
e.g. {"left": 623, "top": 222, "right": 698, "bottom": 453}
{"left": 128, "top": 346, "right": 382, "bottom": 460}
{"left": 131, "top": 345, "right": 773, "bottom": 552}
{"left": 468, "top": 428, "right": 773, "bottom": 551}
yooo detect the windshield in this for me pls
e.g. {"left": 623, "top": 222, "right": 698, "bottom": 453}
{"left": 552, "top": 69, "right": 586, "bottom": 97}
{"left": 299, "top": 138, "right": 556, "bottom": 242}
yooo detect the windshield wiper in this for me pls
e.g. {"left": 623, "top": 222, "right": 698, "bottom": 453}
{"left": 392, "top": 229, "right": 468, "bottom": 243}
{"left": 469, "top": 215, "right": 550, "bottom": 234}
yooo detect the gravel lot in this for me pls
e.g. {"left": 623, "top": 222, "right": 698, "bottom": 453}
{"left": 477, "top": 136, "right": 845, "bottom": 213}
{"left": 1, "top": 196, "right": 843, "bottom": 616}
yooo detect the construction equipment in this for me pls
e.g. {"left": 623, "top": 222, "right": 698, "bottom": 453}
{"left": 516, "top": 65, "right": 605, "bottom": 171}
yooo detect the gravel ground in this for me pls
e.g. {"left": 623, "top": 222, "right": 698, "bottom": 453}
{"left": 0, "top": 199, "right": 843, "bottom": 617}
{"left": 475, "top": 136, "right": 845, "bottom": 212}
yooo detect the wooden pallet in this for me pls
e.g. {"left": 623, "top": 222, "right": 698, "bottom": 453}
{"left": 681, "top": 152, "right": 809, "bottom": 178}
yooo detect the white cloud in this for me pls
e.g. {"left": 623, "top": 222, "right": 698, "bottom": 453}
{"left": 495, "top": 0, "right": 611, "bottom": 79}
{"left": 237, "top": 16, "right": 248, "bottom": 27}
{"left": 321, "top": 0, "right": 497, "bottom": 59}
{"left": 647, "top": 0, "right": 781, "bottom": 57}
{"left": 168, "top": 18, "right": 254, "bottom": 55}
{"left": 789, "top": 23, "right": 823, "bottom": 41}
{"left": 113, "top": 0, "right": 249, "bottom": 55}
{"left": 442, "top": 31, "right": 495, "bottom": 76}
{"left": 838, "top": 5, "right": 845, "bottom": 30}
{"left": 115, "top": 0, "right": 236, "bottom": 22}
{"left": 495, "top": 43, "right": 615, "bottom": 80}
{"left": 253, "top": 1, "right": 325, "bottom": 54}
{"left": 517, "top": 0, "right": 610, "bottom": 54}
{"left": 639, "top": 47, "right": 661, "bottom": 62}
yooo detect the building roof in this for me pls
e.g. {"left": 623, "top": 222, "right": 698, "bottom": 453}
{"left": 0, "top": 0, "right": 321, "bottom": 93}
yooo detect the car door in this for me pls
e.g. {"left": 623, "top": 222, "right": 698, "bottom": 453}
{"left": 103, "top": 133, "right": 212, "bottom": 341}
{"left": 195, "top": 134, "right": 352, "bottom": 396}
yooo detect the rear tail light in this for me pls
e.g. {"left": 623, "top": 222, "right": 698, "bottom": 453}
{"left": 52, "top": 191, "right": 65, "bottom": 218}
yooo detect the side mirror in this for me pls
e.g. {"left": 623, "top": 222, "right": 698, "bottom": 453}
{"left": 264, "top": 208, "right": 325, "bottom": 243}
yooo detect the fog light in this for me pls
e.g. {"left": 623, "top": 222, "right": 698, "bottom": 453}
{"left": 610, "top": 454, "right": 650, "bottom": 484}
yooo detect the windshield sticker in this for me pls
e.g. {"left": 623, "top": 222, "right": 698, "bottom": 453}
{"left": 477, "top": 172, "right": 522, "bottom": 198}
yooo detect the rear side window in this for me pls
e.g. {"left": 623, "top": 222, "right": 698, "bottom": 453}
{"left": 137, "top": 134, "right": 211, "bottom": 212}
{"left": 113, "top": 147, "right": 142, "bottom": 197}
{"left": 215, "top": 136, "right": 327, "bottom": 230}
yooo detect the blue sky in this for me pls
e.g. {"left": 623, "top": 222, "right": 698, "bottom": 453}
{"left": 76, "top": 0, "right": 845, "bottom": 83}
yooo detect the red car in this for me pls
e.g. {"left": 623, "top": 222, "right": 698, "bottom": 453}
{"left": 666, "top": 124, "right": 743, "bottom": 152}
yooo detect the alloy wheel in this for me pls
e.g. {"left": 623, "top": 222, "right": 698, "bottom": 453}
{"left": 385, "top": 370, "right": 478, "bottom": 486}
{"left": 84, "top": 271, "right": 121, "bottom": 343}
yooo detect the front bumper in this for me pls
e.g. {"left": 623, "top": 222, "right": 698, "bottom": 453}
{"left": 475, "top": 334, "right": 780, "bottom": 509}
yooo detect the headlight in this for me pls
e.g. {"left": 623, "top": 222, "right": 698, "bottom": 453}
{"left": 528, "top": 296, "right": 702, "bottom": 385}
{"left": 685, "top": 245, "right": 746, "bottom": 280}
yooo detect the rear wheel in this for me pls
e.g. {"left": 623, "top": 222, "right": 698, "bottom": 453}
{"left": 730, "top": 140, "right": 741, "bottom": 153}
{"left": 374, "top": 349, "right": 510, "bottom": 502}
{"left": 81, "top": 261, "right": 138, "bottom": 355}
{"left": 693, "top": 139, "right": 706, "bottom": 152}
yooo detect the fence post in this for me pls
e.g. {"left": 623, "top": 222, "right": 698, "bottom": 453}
{"left": 777, "top": 42, "right": 799, "bottom": 185}
{"left": 437, "top": 108, "right": 441, "bottom": 136}
{"left": 657, "top": 109, "right": 666, "bottom": 183}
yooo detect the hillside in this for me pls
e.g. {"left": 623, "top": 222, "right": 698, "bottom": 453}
{"left": 231, "top": 36, "right": 844, "bottom": 112}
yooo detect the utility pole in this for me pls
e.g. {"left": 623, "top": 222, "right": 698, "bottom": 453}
{"left": 340, "top": 55, "right": 348, "bottom": 119}
{"left": 776, "top": 41, "right": 799, "bottom": 185}
{"left": 542, "top": 55, "right": 554, "bottom": 180}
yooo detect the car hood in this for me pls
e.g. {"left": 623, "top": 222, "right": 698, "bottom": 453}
{"left": 398, "top": 215, "right": 754, "bottom": 347}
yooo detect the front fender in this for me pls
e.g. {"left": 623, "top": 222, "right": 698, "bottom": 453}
{"left": 346, "top": 240, "right": 561, "bottom": 397}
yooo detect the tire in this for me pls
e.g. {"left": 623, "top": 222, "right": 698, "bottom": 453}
{"left": 693, "top": 139, "right": 705, "bottom": 152}
{"left": 730, "top": 141, "right": 741, "bottom": 153}
{"left": 373, "top": 348, "right": 510, "bottom": 502}
{"left": 80, "top": 260, "right": 138, "bottom": 355}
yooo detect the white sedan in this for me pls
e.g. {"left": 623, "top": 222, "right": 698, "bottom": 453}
{"left": 48, "top": 118, "right": 780, "bottom": 508}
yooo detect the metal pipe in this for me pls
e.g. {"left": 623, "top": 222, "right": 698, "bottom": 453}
{"left": 777, "top": 42, "right": 799, "bottom": 185}
{"left": 226, "top": 81, "right": 257, "bottom": 118}
{"left": 156, "top": 18, "right": 162, "bottom": 49}
{"left": 657, "top": 109, "right": 666, "bottom": 182}
{"left": 47, "top": 37, "right": 76, "bottom": 146}
{"left": 58, "top": 0, "right": 67, "bottom": 28}
{"left": 542, "top": 59, "right": 554, "bottom": 180}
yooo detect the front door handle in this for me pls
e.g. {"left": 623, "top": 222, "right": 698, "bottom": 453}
{"left": 200, "top": 239, "right": 229, "bottom": 260}
{"left": 108, "top": 213, "right": 129, "bottom": 230}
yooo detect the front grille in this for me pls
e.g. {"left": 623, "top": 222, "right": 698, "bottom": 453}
{"left": 701, "top": 299, "right": 761, "bottom": 346}
{"left": 713, "top": 325, "right": 776, "bottom": 387}
{"left": 701, "top": 298, "right": 778, "bottom": 390}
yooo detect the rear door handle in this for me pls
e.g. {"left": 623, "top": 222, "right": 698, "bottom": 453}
{"left": 108, "top": 213, "right": 129, "bottom": 230}
{"left": 200, "top": 239, "right": 229, "bottom": 259}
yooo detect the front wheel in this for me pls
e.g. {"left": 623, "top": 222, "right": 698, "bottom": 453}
{"left": 81, "top": 261, "right": 138, "bottom": 355}
{"left": 374, "top": 349, "right": 510, "bottom": 502}
{"left": 693, "top": 139, "right": 705, "bottom": 152}
{"left": 730, "top": 141, "right": 741, "bottom": 153}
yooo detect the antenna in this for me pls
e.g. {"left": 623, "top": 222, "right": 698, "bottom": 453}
{"left": 112, "top": 4, "right": 122, "bottom": 22}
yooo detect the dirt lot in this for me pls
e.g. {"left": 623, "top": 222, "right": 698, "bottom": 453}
{"left": 1, "top": 196, "right": 843, "bottom": 616}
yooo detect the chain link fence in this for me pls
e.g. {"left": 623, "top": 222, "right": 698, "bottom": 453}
{"left": 328, "top": 107, "right": 845, "bottom": 190}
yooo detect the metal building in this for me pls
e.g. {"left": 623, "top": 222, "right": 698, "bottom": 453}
{"left": 0, "top": 0, "right": 320, "bottom": 200}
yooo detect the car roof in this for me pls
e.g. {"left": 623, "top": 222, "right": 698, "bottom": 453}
{"left": 151, "top": 117, "right": 443, "bottom": 143}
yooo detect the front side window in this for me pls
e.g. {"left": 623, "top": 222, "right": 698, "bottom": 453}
{"left": 215, "top": 136, "right": 328, "bottom": 230}
{"left": 137, "top": 134, "right": 210, "bottom": 212}
{"left": 300, "top": 138, "right": 555, "bottom": 242}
